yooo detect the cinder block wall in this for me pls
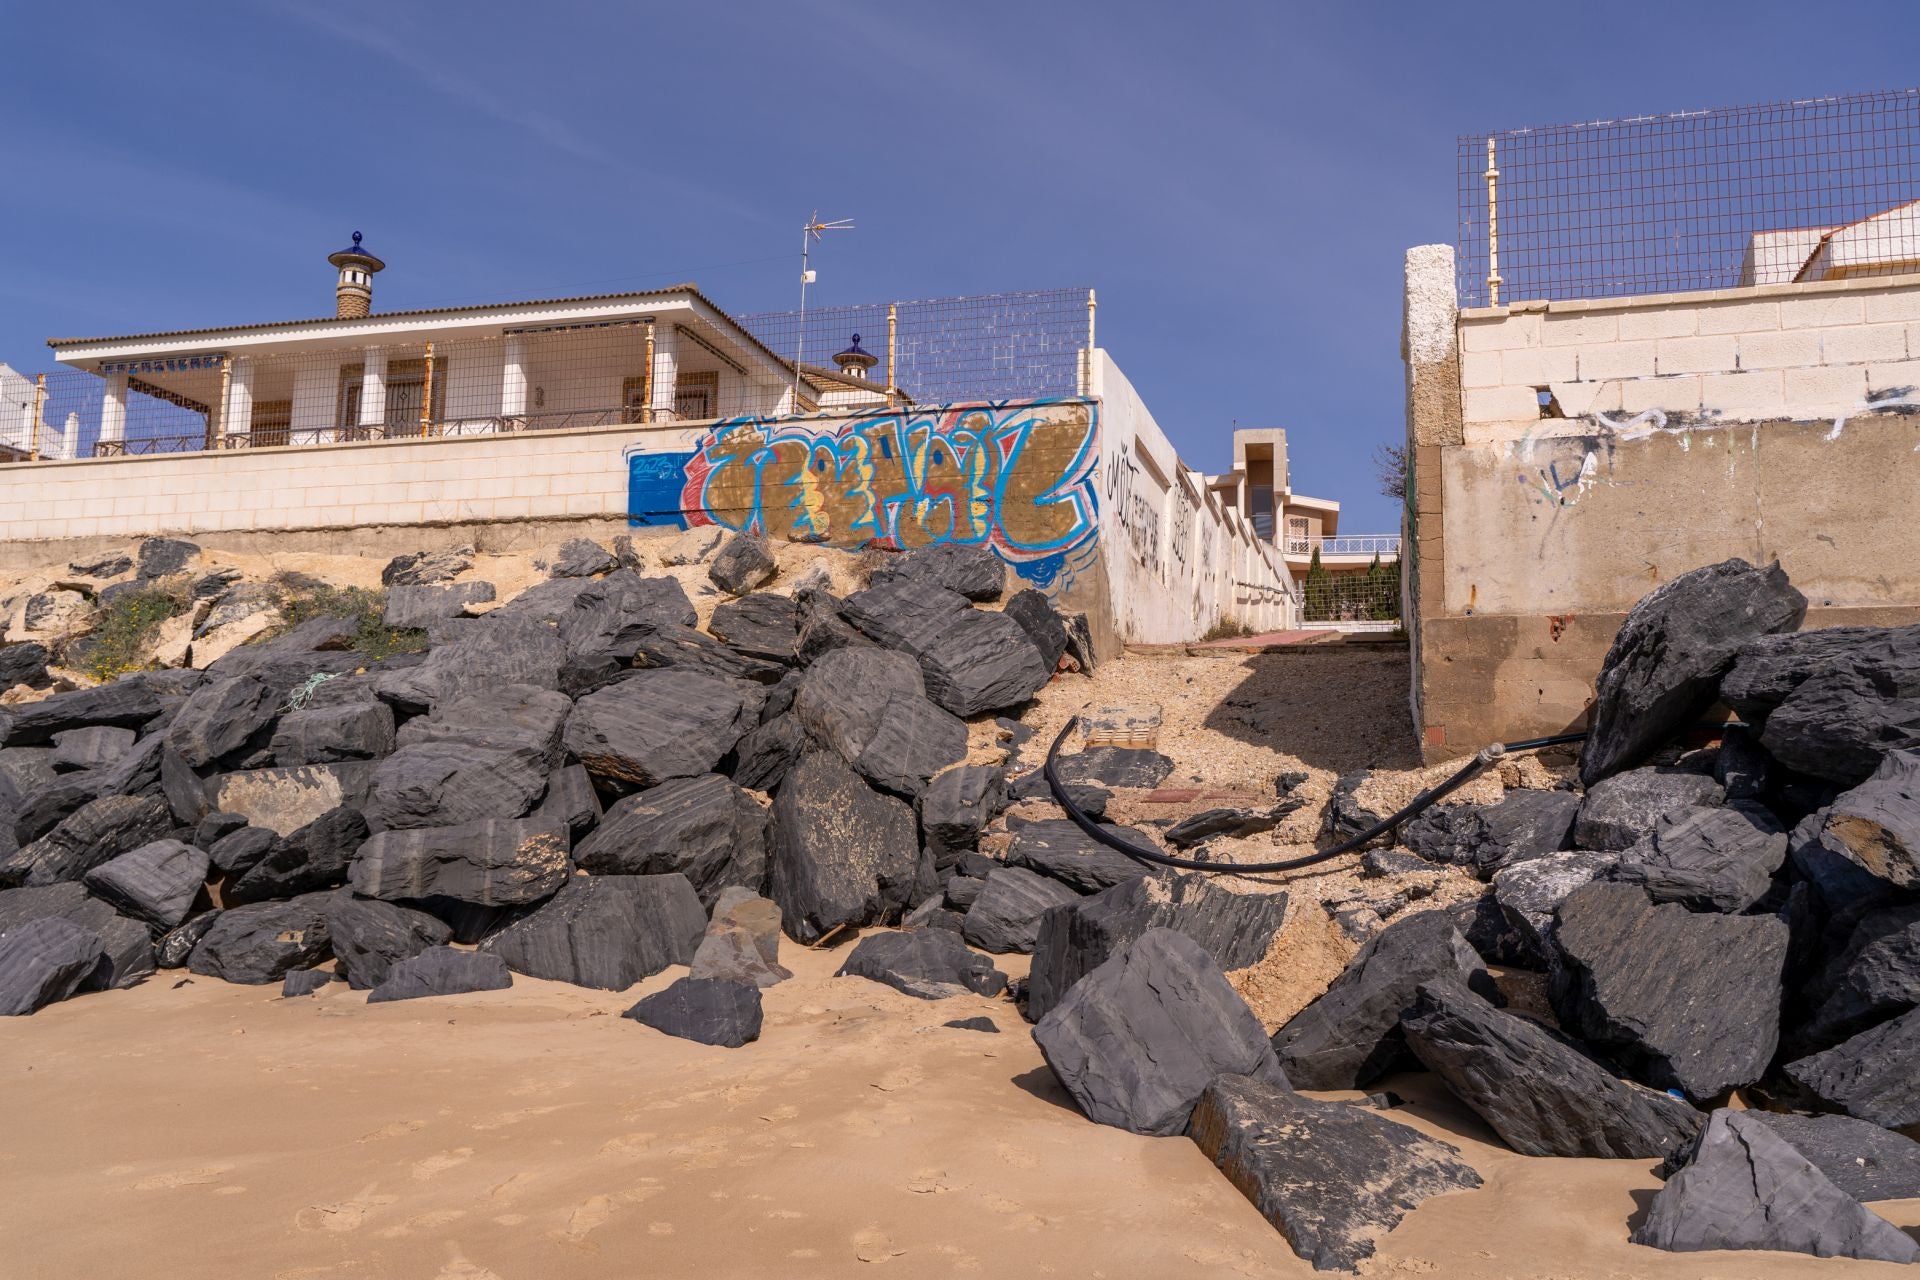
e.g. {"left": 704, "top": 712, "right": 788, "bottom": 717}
{"left": 1408, "top": 259, "right": 1920, "bottom": 760}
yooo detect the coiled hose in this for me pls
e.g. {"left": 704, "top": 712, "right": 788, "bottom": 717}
{"left": 1041, "top": 717, "right": 1589, "bottom": 876}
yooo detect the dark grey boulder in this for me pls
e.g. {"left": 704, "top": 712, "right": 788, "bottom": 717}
{"left": 1489, "top": 850, "right": 1620, "bottom": 965}
{"left": 1632, "top": 1109, "right": 1917, "bottom": 1262}
{"left": 364, "top": 741, "right": 549, "bottom": 831}
{"left": 868, "top": 543, "right": 1005, "bottom": 602}
{"left": 194, "top": 811, "right": 247, "bottom": 848}
{"left": 836, "top": 928, "right": 1008, "bottom": 999}
{"left": 794, "top": 588, "right": 870, "bottom": 665}
{"left": 961, "top": 866, "right": 1079, "bottom": 954}
{"left": 166, "top": 676, "right": 280, "bottom": 768}
{"left": 574, "top": 773, "right": 768, "bottom": 907}
{"left": 1579, "top": 559, "right": 1805, "bottom": 785}
{"left": 1322, "top": 769, "right": 1389, "bottom": 844}
{"left": 1610, "top": 800, "right": 1787, "bottom": 912}
{"left": 1723, "top": 624, "right": 1920, "bottom": 786}
{"left": 1187, "top": 1072, "right": 1482, "bottom": 1273}
{"left": 225, "top": 806, "right": 368, "bottom": 905}
{"left": 1745, "top": 1111, "right": 1920, "bottom": 1202}
{"left": 767, "top": 748, "right": 919, "bottom": 944}
{"left": 533, "top": 763, "right": 601, "bottom": 840}
{"left": 49, "top": 726, "right": 135, "bottom": 773}
{"left": 553, "top": 572, "right": 698, "bottom": 660}
{"left": 368, "top": 946, "right": 512, "bottom": 1002}
{"left": 382, "top": 545, "right": 473, "bottom": 587}
{"left": 1550, "top": 881, "right": 1787, "bottom": 1098}
{"left": 326, "top": 895, "right": 452, "bottom": 989}
{"left": 82, "top": 839, "right": 208, "bottom": 929}
{"left": 0, "top": 642, "right": 51, "bottom": 691}
{"left": 1164, "top": 805, "right": 1291, "bottom": 850}
{"left": 918, "top": 609, "right": 1052, "bottom": 717}
{"left": 157, "top": 910, "right": 220, "bottom": 969}
{"left": 1800, "top": 902, "right": 1920, "bottom": 1049}
{"left": 730, "top": 714, "right": 804, "bottom": 792}
{"left": 1272, "top": 909, "right": 1490, "bottom": 1090}
{"left": 0, "top": 679, "right": 164, "bottom": 746}
{"left": 1028, "top": 873, "right": 1289, "bottom": 1023}
{"left": 135, "top": 536, "right": 199, "bottom": 579}
{"left": 0, "top": 794, "right": 172, "bottom": 888}
{"left": 1404, "top": 789, "right": 1579, "bottom": 875}
{"left": 1401, "top": 979, "right": 1702, "bottom": 1159}
{"left": 485, "top": 873, "right": 705, "bottom": 990}
{"left": 944, "top": 875, "right": 986, "bottom": 911}
{"left": 689, "top": 890, "right": 791, "bottom": 988}
{"left": 159, "top": 745, "right": 211, "bottom": 827}
{"left": 1785, "top": 1005, "right": 1920, "bottom": 1134}
{"left": 350, "top": 817, "right": 571, "bottom": 907}
{"left": 708, "top": 593, "right": 800, "bottom": 664}
{"left": 1813, "top": 749, "right": 1920, "bottom": 891}
{"left": 919, "top": 764, "right": 1006, "bottom": 870}
{"left": 1572, "top": 767, "right": 1724, "bottom": 852}
{"left": 903, "top": 898, "right": 965, "bottom": 933}
{"left": 621, "top": 622, "right": 788, "bottom": 685}
{"left": 841, "top": 578, "right": 972, "bottom": 656}
{"left": 1033, "top": 928, "right": 1288, "bottom": 1137}
{"left": 0, "top": 917, "right": 107, "bottom": 1015}
{"left": 396, "top": 683, "right": 572, "bottom": 767}
{"left": 1052, "top": 747, "right": 1175, "bottom": 791}
{"left": 186, "top": 892, "right": 334, "bottom": 984}
{"left": 1789, "top": 809, "right": 1908, "bottom": 931}
{"left": 792, "top": 646, "right": 966, "bottom": 799}
{"left": 1005, "top": 818, "right": 1158, "bottom": 893}
{"left": 383, "top": 581, "right": 495, "bottom": 628}
{"left": 269, "top": 702, "right": 396, "bottom": 766}
{"left": 549, "top": 538, "right": 618, "bottom": 579}
{"left": 623, "top": 975, "right": 762, "bottom": 1047}
{"left": 1002, "top": 589, "right": 1067, "bottom": 671}
{"left": 382, "top": 615, "right": 566, "bottom": 711}
{"left": 708, "top": 534, "right": 777, "bottom": 595}
{"left": 0, "top": 881, "right": 151, "bottom": 989}
{"left": 282, "top": 967, "right": 337, "bottom": 997}
{"left": 565, "top": 669, "right": 763, "bottom": 789}
{"left": 207, "top": 824, "right": 277, "bottom": 876}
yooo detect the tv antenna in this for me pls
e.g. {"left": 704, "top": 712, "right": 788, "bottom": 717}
{"left": 793, "top": 211, "right": 854, "bottom": 403}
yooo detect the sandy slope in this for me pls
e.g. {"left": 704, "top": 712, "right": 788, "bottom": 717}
{"left": 4, "top": 936, "right": 1917, "bottom": 1280}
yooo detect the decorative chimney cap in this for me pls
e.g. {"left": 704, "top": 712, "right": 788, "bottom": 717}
{"left": 833, "top": 332, "right": 878, "bottom": 374}
{"left": 328, "top": 230, "right": 386, "bottom": 272}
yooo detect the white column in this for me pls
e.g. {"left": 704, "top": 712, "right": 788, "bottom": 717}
{"left": 501, "top": 335, "right": 528, "bottom": 423}
{"left": 360, "top": 349, "right": 388, "bottom": 434}
{"left": 649, "top": 326, "right": 679, "bottom": 420}
{"left": 99, "top": 373, "right": 128, "bottom": 452}
{"left": 226, "top": 358, "right": 254, "bottom": 444}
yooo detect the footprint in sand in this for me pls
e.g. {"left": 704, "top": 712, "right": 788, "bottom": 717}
{"left": 357, "top": 1120, "right": 425, "bottom": 1143}
{"left": 905, "top": 1168, "right": 963, "bottom": 1195}
{"left": 134, "top": 1165, "right": 230, "bottom": 1190}
{"left": 411, "top": 1148, "right": 474, "bottom": 1181}
{"left": 553, "top": 1194, "right": 615, "bottom": 1249}
{"left": 597, "top": 1131, "right": 657, "bottom": 1158}
{"left": 295, "top": 1186, "right": 397, "bottom": 1233}
{"left": 852, "top": 1226, "right": 904, "bottom": 1263}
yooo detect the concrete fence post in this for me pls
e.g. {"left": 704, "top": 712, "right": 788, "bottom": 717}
{"left": 1402, "top": 244, "right": 1462, "bottom": 756}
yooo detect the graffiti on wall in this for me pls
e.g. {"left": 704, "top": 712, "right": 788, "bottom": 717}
{"left": 626, "top": 400, "right": 1099, "bottom": 586}
{"left": 1103, "top": 441, "right": 1162, "bottom": 570}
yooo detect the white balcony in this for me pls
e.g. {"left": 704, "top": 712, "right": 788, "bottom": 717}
{"left": 1283, "top": 533, "right": 1400, "bottom": 560}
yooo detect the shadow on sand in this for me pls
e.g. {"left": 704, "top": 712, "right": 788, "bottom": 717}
{"left": 1200, "top": 645, "right": 1422, "bottom": 775}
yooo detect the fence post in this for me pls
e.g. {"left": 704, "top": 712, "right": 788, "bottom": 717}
{"left": 885, "top": 303, "right": 898, "bottom": 406}
{"left": 211, "top": 356, "right": 232, "bottom": 449}
{"left": 1078, "top": 288, "right": 1098, "bottom": 396}
{"left": 420, "top": 342, "right": 435, "bottom": 437}
{"left": 1483, "top": 136, "right": 1502, "bottom": 307}
{"left": 29, "top": 373, "right": 45, "bottom": 462}
{"left": 641, "top": 319, "right": 656, "bottom": 424}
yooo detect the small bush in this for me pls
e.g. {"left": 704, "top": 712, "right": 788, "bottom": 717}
{"left": 76, "top": 584, "right": 189, "bottom": 681}
{"left": 266, "top": 578, "right": 427, "bottom": 662}
{"left": 1201, "top": 616, "right": 1255, "bottom": 642}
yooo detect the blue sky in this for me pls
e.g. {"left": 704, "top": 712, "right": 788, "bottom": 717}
{"left": 3, "top": 1, "right": 1917, "bottom": 531}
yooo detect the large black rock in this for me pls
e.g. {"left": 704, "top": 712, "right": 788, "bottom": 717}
{"left": 1579, "top": 558, "right": 1805, "bottom": 786}
{"left": 485, "top": 873, "right": 706, "bottom": 990}
{"left": 1550, "top": 881, "right": 1787, "bottom": 1098}
{"left": 767, "top": 749, "right": 919, "bottom": 943}
{"left": 1400, "top": 979, "right": 1702, "bottom": 1158}
{"left": 384, "top": 581, "right": 495, "bottom": 628}
{"left": 1005, "top": 818, "right": 1159, "bottom": 893}
{"left": 793, "top": 588, "right": 870, "bottom": 665}
{"left": 81, "top": 839, "right": 208, "bottom": 929}
{"left": 367, "top": 946, "right": 513, "bottom": 1002}
{"left": 919, "top": 609, "right": 1053, "bottom": 717}
{"left": 1272, "top": 909, "right": 1489, "bottom": 1090}
{"left": 919, "top": 764, "right": 1006, "bottom": 870}
{"left": 225, "top": 806, "right": 368, "bottom": 905}
{"left": 574, "top": 774, "right": 768, "bottom": 907}
{"left": 1033, "top": 928, "right": 1288, "bottom": 1137}
{"left": 381, "top": 615, "right": 566, "bottom": 711}
{"left": 707, "top": 593, "right": 800, "bottom": 665}
{"left": 623, "top": 975, "right": 762, "bottom": 1047}
{"left": 364, "top": 741, "right": 549, "bottom": 831}
{"left": 0, "top": 641, "right": 51, "bottom": 691}
{"left": 1002, "top": 589, "right": 1067, "bottom": 671}
{"left": 549, "top": 538, "right": 617, "bottom": 579}
{"left": 1744, "top": 1110, "right": 1920, "bottom": 1201}
{"left": 207, "top": 824, "right": 276, "bottom": 877}
{"left": 620, "top": 622, "right": 788, "bottom": 685}
{"left": 1799, "top": 902, "right": 1920, "bottom": 1049}
{"left": 1403, "top": 789, "right": 1579, "bottom": 875}
{"left": 269, "top": 701, "right": 396, "bottom": 766}
{"left": 565, "top": 669, "right": 763, "bottom": 789}
{"left": 186, "top": 893, "right": 335, "bottom": 984}
{"left": 1050, "top": 747, "right": 1175, "bottom": 790}
{"left": 327, "top": 895, "right": 453, "bottom": 989}
{"left": 0, "top": 794, "right": 172, "bottom": 888}
{"left": 867, "top": 543, "right": 1005, "bottom": 602}
{"left": 836, "top": 928, "right": 1008, "bottom": 1000}
{"left": 708, "top": 534, "right": 777, "bottom": 596}
{"left": 1488, "top": 850, "right": 1620, "bottom": 965}
{"left": 1027, "top": 873, "right": 1289, "bottom": 1023}
{"left": 0, "top": 678, "right": 164, "bottom": 746}
{"left": 1785, "top": 1005, "right": 1920, "bottom": 1134}
{"left": 166, "top": 676, "right": 280, "bottom": 768}
{"left": 1572, "top": 766, "right": 1724, "bottom": 852}
{"left": 1632, "top": 1109, "right": 1917, "bottom": 1262}
{"left": 961, "top": 866, "right": 1079, "bottom": 954}
{"left": 553, "top": 572, "right": 699, "bottom": 659}
{"left": 1810, "top": 749, "right": 1920, "bottom": 892}
{"left": 349, "top": 817, "right": 571, "bottom": 907}
{"left": 1610, "top": 800, "right": 1788, "bottom": 912}
{"left": 1723, "top": 623, "right": 1920, "bottom": 786}
{"left": 1187, "top": 1073, "right": 1482, "bottom": 1273}
{"left": 729, "top": 714, "right": 804, "bottom": 793}
{"left": 791, "top": 647, "right": 966, "bottom": 799}
{"left": 394, "top": 683, "right": 572, "bottom": 766}
{"left": 0, "top": 917, "right": 107, "bottom": 1015}
{"left": 50, "top": 725, "right": 135, "bottom": 773}
{"left": 0, "top": 881, "right": 154, "bottom": 988}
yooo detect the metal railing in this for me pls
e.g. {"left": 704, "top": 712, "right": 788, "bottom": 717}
{"left": 1283, "top": 534, "right": 1401, "bottom": 557}
{"left": 1458, "top": 86, "right": 1920, "bottom": 308}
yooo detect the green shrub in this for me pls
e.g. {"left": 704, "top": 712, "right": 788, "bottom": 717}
{"left": 76, "top": 585, "right": 189, "bottom": 682}
{"left": 1201, "top": 616, "right": 1254, "bottom": 642}
{"left": 266, "top": 579, "right": 427, "bottom": 662}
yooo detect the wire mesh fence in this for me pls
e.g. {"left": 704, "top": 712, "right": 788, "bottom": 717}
{"left": 1457, "top": 86, "right": 1920, "bottom": 308}
{"left": 3, "top": 288, "right": 1094, "bottom": 463}
{"left": 1300, "top": 553, "right": 1402, "bottom": 628}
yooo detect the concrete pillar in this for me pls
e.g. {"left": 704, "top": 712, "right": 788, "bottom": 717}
{"left": 1402, "top": 243, "right": 1463, "bottom": 759}
{"left": 360, "top": 349, "right": 388, "bottom": 433}
{"left": 227, "top": 358, "right": 254, "bottom": 444}
{"left": 501, "top": 336, "right": 528, "bottom": 422}
{"left": 649, "top": 325, "right": 679, "bottom": 420}
{"left": 99, "top": 373, "right": 128, "bottom": 452}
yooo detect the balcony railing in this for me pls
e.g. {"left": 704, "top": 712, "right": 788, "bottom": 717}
{"left": 1284, "top": 534, "right": 1401, "bottom": 558}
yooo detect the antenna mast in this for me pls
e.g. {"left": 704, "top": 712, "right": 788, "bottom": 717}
{"left": 793, "top": 211, "right": 854, "bottom": 406}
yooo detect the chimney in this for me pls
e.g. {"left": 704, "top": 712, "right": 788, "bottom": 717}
{"left": 831, "top": 333, "right": 877, "bottom": 380}
{"left": 326, "top": 231, "right": 385, "bottom": 318}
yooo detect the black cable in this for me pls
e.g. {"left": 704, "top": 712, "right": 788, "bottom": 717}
{"left": 1041, "top": 718, "right": 1589, "bottom": 876}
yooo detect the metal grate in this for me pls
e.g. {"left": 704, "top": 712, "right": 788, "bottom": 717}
{"left": 1457, "top": 87, "right": 1920, "bottom": 308}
